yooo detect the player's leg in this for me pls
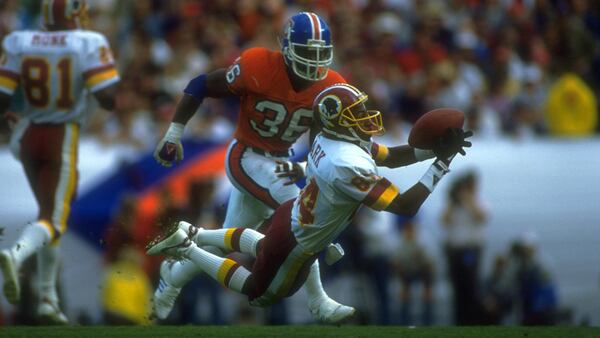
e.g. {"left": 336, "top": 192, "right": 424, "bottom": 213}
{"left": 150, "top": 188, "right": 269, "bottom": 320}
{"left": 35, "top": 123, "right": 77, "bottom": 324}
{"left": 1, "top": 124, "right": 76, "bottom": 314}
{"left": 227, "top": 142, "right": 353, "bottom": 322}
{"left": 148, "top": 227, "right": 253, "bottom": 295}
{"left": 148, "top": 200, "right": 314, "bottom": 308}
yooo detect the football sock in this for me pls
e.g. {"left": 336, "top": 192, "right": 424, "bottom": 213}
{"left": 168, "top": 259, "right": 202, "bottom": 287}
{"left": 190, "top": 228, "right": 264, "bottom": 257}
{"left": 184, "top": 243, "right": 251, "bottom": 293}
{"left": 11, "top": 221, "right": 53, "bottom": 267}
{"left": 37, "top": 243, "right": 60, "bottom": 303}
{"left": 303, "top": 260, "right": 329, "bottom": 303}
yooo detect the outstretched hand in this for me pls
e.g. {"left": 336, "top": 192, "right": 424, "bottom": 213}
{"left": 433, "top": 128, "right": 473, "bottom": 160}
{"left": 275, "top": 160, "right": 306, "bottom": 186}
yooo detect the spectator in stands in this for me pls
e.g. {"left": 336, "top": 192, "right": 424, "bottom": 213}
{"left": 441, "top": 170, "right": 488, "bottom": 325}
{"left": 509, "top": 232, "right": 558, "bottom": 326}
{"left": 480, "top": 255, "right": 514, "bottom": 325}
{"left": 396, "top": 220, "right": 435, "bottom": 326}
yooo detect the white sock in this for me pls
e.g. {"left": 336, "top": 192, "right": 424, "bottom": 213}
{"left": 168, "top": 259, "right": 201, "bottom": 287}
{"left": 191, "top": 228, "right": 263, "bottom": 257}
{"left": 239, "top": 229, "right": 263, "bottom": 257}
{"left": 184, "top": 244, "right": 250, "bottom": 293}
{"left": 37, "top": 243, "right": 60, "bottom": 303}
{"left": 11, "top": 222, "right": 53, "bottom": 267}
{"left": 303, "top": 260, "right": 329, "bottom": 303}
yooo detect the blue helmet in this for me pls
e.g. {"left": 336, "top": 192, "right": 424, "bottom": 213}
{"left": 280, "top": 12, "right": 333, "bottom": 81}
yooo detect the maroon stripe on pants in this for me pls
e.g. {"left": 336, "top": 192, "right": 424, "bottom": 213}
{"left": 227, "top": 142, "right": 279, "bottom": 209}
{"left": 247, "top": 199, "right": 317, "bottom": 302}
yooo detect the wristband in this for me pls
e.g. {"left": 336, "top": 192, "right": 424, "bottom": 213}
{"left": 165, "top": 122, "right": 185, "bottom": 141}
{"left": 419, "top": 159, "right": 450, "bottom": 192}
{"left": 414, "top": 148, "right": 435, "bottom": 162}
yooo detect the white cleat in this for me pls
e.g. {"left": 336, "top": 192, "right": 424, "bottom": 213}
{"left": 177, "top": 221, "right": 203, "bottom": 240}
{"left": 0, "top": 249, "right": 20, "bottom": 304}
{"left": 146, "top": 225, "right": 192, "bottom": 257}
{"left": 309, "top": 296, "right": 356, "bottom": 324}
{"left": 37, "top": 297, "right": 68, "bottom": 325}
{"left": 151, "top": 260, "right": 182, "bottom": 320}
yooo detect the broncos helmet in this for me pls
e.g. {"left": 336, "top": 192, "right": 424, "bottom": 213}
{"left": 42, "top": 0, "right": 89, "bottom": 30}
{"left": 314, "top": 83, "right": 384, "bottom": 146}
{"left": 280, "top": 12, "right": 333, "bottom": 81}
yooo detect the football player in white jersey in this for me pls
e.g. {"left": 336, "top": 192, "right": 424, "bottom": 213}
{"left": 0, "top": 0, "right": 119, "bottom": 324}
{"left": 145, "top": 83, "right": 471, "bottom": 313}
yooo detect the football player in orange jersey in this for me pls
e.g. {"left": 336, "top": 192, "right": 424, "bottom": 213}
{"left": 152, "top": 12, "right": 357, "bottom": 323}
{"left": 0, "top": 0, "right": 119, "bottom": 324}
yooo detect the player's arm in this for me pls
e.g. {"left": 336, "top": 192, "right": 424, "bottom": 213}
{"left": 361, "top": 157, "right": 453, "bottom": 217}
{"left": 93, "top": 82, "right": 118, "bottom": 111}
{"left": 372, "top": 128, "right": 472, "bottom": 168}
{"left": 371, "top": 143, "right": 435, "bottom": 168}
{"left": 0, "top": 34, "right": 20, "bottom": 121}
{"left": 154, "top": 68, "right": 234, "bottom": 167}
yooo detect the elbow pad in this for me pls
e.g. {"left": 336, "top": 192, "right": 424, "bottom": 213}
{"left": 183, "top": 74, "right": 207, "bottom": 103}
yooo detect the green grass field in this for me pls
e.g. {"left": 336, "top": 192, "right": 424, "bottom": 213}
{"left": 0, "top": 326, "right": 599, "bottom": 338}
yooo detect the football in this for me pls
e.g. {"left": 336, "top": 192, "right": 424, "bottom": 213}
{"left": 408, "top": 108, "right": 465, "bottom": 149}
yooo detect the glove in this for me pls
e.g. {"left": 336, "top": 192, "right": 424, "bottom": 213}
{"left": 275, "top": 160, "right": 306, "bottom": 186}
{"left": 154, "top": 122, "right": 184, "bottom": 167}
{"left": 433, "top": 128, "right": 473, "bottom": 159}
{"left": 419, "top": 157, "right": 451, "bottom": 192}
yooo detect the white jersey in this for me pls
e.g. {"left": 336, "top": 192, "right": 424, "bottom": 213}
{"left": 0, "top": 29, "right": 119, "bottom": 124}
{"left": 291, "top": 134, "right": 401, "bottom": 253}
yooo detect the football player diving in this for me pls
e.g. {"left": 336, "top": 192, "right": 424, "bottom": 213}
{"left": 146, "top": 83, "right": 472, "bottom": 317}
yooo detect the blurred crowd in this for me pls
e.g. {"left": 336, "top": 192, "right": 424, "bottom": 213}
{"left": 1, "top": 0, "right": 596, "bottom": 326}
{"left": 1, "top": 0, "right": 599, "bottom": 146}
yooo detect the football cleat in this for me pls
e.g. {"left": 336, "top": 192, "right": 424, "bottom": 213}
{"left": 146, "top": 224, "right": 192, "bottom": 258}
{"left": 177, "top": 221, "right": 202, "bottom": 242}
{"left": 151, "top": 260, "right": 182, "bottom": 320}
{"left": 309, "top": 296, "right": 356, "bottom": 324}
{"left": 0, "top": 249, "right": 20, "bottom": 304}
{"left": 37, "top": 297, "right": 68, "bottom": 325}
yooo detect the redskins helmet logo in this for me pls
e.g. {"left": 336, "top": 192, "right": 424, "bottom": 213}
{"left": 318, "top": 95, "right": 342, "bottom": 127}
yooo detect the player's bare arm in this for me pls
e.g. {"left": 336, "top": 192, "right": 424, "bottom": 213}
{"left": 154, "top": 68, "right": 233, "bottom": 166}
{"left": 372, "top": 144, "right": 434, "bottom": 168}
{"left": 172, "top": 69, "right": 231, "bottom": 125}
{"left": 93, "top": 83, "right": 118, "bottom": 111}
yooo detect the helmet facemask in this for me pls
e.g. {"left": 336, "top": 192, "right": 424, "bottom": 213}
{"left": 286, "top": 40, "right": 333, "bottom": 81}
{"left": 280, "top": 12, "right": 334, "bottom": 82}
{"left": 339, "top": 99, "right": 384, "bottom": 137}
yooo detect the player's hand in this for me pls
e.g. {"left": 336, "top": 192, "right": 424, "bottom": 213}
{"left": 275, "top": 160, "right": 306, "bottom": 186}
{"left": 154, "top": 122, "right": 185, "bottom": 167}
{"left": 433, "top": 128, "right": 473, "bottom": 159}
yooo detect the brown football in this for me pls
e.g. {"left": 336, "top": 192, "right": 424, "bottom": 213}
{"left": 408, "top": 108, "right": 465, "bottom": 149}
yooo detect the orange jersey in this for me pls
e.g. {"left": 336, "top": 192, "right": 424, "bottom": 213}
{"left": 226, "top": 47, "right": 346, "bottom": 152}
